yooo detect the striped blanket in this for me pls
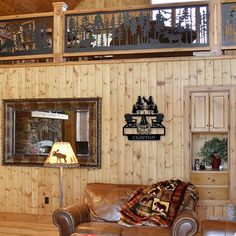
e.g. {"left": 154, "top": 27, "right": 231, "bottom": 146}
{"left": 119, "top": 179, "right": 198, "bottom": 227}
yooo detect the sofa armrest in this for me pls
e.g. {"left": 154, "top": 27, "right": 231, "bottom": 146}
{"left": 171, "top": 210, "right": 199, "bottom": 236}
{"left": 53, "top": 204, "right": 90, "bottom": 236}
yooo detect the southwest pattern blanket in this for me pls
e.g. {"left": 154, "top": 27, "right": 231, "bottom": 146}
{"left": 119, "top": 179, "right": 198, "bottom": 227}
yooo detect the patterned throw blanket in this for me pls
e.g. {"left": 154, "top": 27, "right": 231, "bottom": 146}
{"left": 119, "top": 179, "right": 198, "bottom": 227}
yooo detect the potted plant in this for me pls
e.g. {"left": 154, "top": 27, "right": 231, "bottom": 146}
{"left": 198, "top": 137, "right": 228, "bottom": 170}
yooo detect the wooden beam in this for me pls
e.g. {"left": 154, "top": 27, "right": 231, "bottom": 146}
{"left": 209, "top": 0, "right": 222, "bottom": 55}
{"left": 53, "top": 2, "right": 68, "bottom": 63}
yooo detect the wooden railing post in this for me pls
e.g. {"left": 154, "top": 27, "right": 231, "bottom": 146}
{"left": 209, "top": 0, "right": 222, "bottom": 55}
{"left": 53, "top": 2, "right": 68, "bottom": 63}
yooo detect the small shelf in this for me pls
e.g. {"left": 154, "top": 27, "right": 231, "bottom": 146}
{"left": 191, "top": 133, "right": 228, "bottom": 171}
{"left": 191, "top": 169, "right": 228, "bottom": 173}
{"left": 192, "top": 131, "right": 228, "bottom": 134}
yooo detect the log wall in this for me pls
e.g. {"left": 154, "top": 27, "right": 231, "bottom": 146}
{"left": 0, "top": 57, "right": 235, "bottom": 224}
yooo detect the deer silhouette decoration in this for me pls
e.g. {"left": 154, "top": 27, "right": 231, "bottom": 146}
{"left": 52, "top": 149, "right": 67, "bottom": 163}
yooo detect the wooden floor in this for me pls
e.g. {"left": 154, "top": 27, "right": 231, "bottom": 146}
{"left": 0, "top": 213, "right": 59, "bottom": 236}
{"left": 0, "top": 212, "right": 202, "bottom": 236}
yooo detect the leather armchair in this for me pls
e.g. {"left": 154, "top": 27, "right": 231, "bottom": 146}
{"left": 53, "top": 182, "right": 199, "bottom": 236}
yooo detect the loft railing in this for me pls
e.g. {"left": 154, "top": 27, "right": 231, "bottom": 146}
{"left": 222, "top": 2, "right": 236, "bottom": 47}
{"left": 0, "top": 16, "right": 53, "bottom": 56}
{"left": 0, "top": 1, "right": 234, "bottom": 62}
{"left": 0, "top": 11, "right": 54, "bottom": 62}
{"left": 65, "top": 4, "right": 208, "bottom": 53}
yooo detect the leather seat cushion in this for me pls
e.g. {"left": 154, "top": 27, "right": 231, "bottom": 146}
{"left": 74, "top": 222, "right": 126, "bottom": 236}
{"left": 85, "top": 183, "right": 144, "bottom": 222}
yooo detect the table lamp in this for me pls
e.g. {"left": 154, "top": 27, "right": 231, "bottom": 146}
{"left": 44, "top": 141, "right": 79, "bottom": 207}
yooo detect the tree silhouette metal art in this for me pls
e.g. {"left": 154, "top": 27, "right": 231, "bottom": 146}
{"left": 65, "top": 4, "right": 208, "bottom": 53}
{"left": 123, "top": 96, "right": 165, "bottom": 140}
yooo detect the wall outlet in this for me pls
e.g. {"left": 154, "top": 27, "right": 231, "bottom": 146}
{"left": 45, "top": 197, "right": 49, "bottom": 204}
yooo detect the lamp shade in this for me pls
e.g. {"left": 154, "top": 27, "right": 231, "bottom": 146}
{"left": 44, "top": 142, "right": 79, "bottom": 167}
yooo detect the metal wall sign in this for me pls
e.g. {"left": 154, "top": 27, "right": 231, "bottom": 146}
{"left": 123, "top": 96, "right": 165, "bottom": 141}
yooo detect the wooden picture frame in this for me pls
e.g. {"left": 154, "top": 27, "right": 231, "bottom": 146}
{"left": 2, "top": 98, "right": 101, "bottom": 168}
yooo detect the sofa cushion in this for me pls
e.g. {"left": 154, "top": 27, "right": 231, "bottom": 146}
{"left": 74, "top": 222, "right": 126, "bottom": 236}
{"left": 85, "top": 183, "right": 144, "bottom": 222}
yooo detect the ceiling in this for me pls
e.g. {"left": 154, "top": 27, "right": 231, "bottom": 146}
{"left": 0, "top": 0, "right": 83, "bottom": 16}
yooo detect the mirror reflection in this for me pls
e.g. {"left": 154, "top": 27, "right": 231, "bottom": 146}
{"left": 3, "top": 98, "right": 101, "bottom": 167}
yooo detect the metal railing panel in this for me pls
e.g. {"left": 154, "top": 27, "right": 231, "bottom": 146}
{"left": 65, "top": 4, "right": 208, "bottom": 53}
{"left": 222, "top": 3, "right": 236, "bottom": 46}
{"left": 0, "top": 16, "right": 53, "bottom": 56}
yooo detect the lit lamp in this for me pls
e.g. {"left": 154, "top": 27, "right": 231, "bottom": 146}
{"left": 44, "top": 142, "right": 79, "bottom": 207}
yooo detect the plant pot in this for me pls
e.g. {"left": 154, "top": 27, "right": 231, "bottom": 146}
{"left": 211, "top": 154, "right": 221, "bottom": 170}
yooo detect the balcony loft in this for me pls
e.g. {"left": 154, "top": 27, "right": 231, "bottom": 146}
{"left": 0, "top": 1, "right": 235, "bottom": 63}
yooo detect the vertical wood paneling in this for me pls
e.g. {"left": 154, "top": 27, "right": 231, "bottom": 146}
{"left": 213, "top": 60, "right": 222, "bottom": 85}
{"left": 205, "top": 60, "right": 214, "bottom": 85}
{"left": 0, "top": 166, "right": 5, "bottom": 212}
{"left": 102, "top": 64, "right": 111, "bottom": 183}
{"left": 110, "top": 63, "right": 118, "bottom": 183}
{"left": 189, "top": 61, "right": 197, "bottom": 86}
{"left": 172, "top": 61, "right": 182, "bottom": 178}
{"left": 125, "top": 63, "right": 133, "bottom": 183}
{"left": 222, "top": 59, "right": 231, "bottom": 85}
{"left": 12, "top": 168, "right": 19, "bottom": 213}
{"left": 164, "top": 62, "right": 173, "bottom": 180}
{"left": 140, "top": 62, "right": 149, "bottom": 183}
{"left": 197, "top": 61, "right": 205, "bottom": 86}
{"left": 230, "top": 59, "right": 236, "bottom": 85}
{"left": 132, "top": 63, "right": 141, "bottom": 184}
{"left": 181, "top": 61, "right": 190, "bottom": 181}
{"left": 117, "top": 64, "right": 126, "bottom": 184}
{"left": 0, "top": 57, "right": 234, "bottom": 224}
{"left": 156, "top": 62, "right": 165, "bottom": 180}
{"left": 148, "top": 62, "right": 157, "bottom": 183}
{"left": 5, "top": 167, "right": 12, "bottom": 212}
{"left": 31, "top": 167, "right": 39, "bottom": 214}
{"left": 78, "top": 0, "right": 149, "bottom": 9}
{"left": 72, "top": 65, "right": 81, "bottom": 98}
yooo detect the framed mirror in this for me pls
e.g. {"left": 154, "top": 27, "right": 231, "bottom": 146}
{"left": 2, "top": 98, "right": 101, "bottom": 167}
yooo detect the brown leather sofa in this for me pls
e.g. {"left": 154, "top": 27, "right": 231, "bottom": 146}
{"left": 201, "top": 219, "right": 236, "bottom": 236}
{"left": 53, "top": 182, "right": 199, "bottom": 236}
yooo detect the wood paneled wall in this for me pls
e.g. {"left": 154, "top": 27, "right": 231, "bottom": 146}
{"left": 76, "top": 0, "right": 150, "bottom": 9}
{"left": 0, "top": 57, "right": 235, "bottom": 222}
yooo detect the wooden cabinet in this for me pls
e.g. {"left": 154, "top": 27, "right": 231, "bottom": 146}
{"left": 191, "top": 172, "right": 228, "bottom": 201}
{"left": 191, "top": 92, "right": 229, "bottom": 132}
{"left": 184, "top": 86, "right": 236, "bottom": 205}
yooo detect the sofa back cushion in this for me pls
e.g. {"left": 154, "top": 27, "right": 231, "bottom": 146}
{"left": 85, "top": 183, "right": 144, "bottom": 222}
